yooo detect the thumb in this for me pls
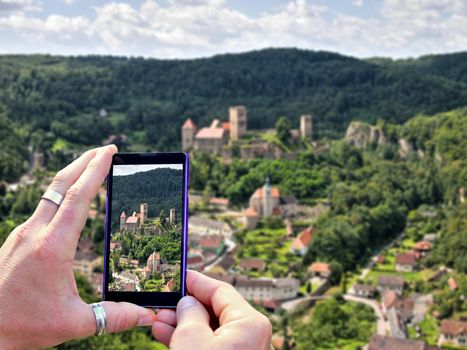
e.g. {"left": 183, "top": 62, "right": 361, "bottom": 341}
{"left": 171, "top": 296, "right": 213, "bottom": 348}
{"left": 101, "top": 301, "right": 155, "bottom": 333}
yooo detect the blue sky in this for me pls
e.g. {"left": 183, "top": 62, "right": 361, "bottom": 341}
{"left": 0, "top": 0, "right": 465, "bottom": 58}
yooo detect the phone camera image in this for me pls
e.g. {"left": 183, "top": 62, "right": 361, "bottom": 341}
{"left": 109, "top": 162, "right": 184, "bottom": 294}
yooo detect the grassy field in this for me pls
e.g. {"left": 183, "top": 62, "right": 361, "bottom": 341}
{"left": 238, "top": 227, "right": 302, "bottom": 277}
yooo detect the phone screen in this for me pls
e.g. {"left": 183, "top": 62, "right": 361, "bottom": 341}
{"left": 103, "top": 153, "right": 188, "bottom": 307}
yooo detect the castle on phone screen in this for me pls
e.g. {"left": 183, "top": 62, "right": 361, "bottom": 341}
{"left": 109, "top": 164, "right": 183, "bottom": 293}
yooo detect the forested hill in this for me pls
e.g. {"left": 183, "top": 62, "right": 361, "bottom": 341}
{"left": 1, "top": 48, "right": 467, "bottom": 173}
{"left": 111, "top": 167, "right": 183, "bottom": 233}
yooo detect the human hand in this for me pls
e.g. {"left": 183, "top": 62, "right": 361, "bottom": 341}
{"left": 153, "top": 270, "right": 272, "bottom": 350}
{"left": 0, "top": 145, "right": 155, "bottom": 350}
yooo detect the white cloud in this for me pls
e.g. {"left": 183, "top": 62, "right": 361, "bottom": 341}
{"left": 0, "top": 0, "right": 466, "bottom": 58}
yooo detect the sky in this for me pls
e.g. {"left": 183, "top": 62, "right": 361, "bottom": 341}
{"left": 0, "top": 0, "right": 466, "bottom": 59}
{"left": 114, "top": 164, "right": 182, "bottom": 176}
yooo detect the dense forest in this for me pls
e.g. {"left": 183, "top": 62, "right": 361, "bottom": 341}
{"left": 1, "top": 49, "right": 467, "bottom": 181}
{"left": 111, "top": 167, "right": 183, "bottom": 233}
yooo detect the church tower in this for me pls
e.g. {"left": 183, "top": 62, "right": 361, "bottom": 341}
{"left": 140, "top": 203, "right": 148, "bottom": 225}
{"left": 263, "top": 177, "right": 273, "bottom": 217}
{"left": 182, "top": 118, "right": 197, "bottom": 151}
{"left": 120, "top": 211, "right": 127, "bottom": 231}
{"left": 300, "top": 114, "right": 313, "bottom": 139}
{"left": 229, "top": 106, "right": 247, "bottom": 141}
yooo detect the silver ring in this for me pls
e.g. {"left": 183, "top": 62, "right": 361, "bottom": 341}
{"left": 41, "top": 189, "right": 64, "bottom": 206}
{"left": 91, "top": 302, "right": 107, "bottom": 336}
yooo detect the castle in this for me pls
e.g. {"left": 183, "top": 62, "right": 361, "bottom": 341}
{"left": 120, "top": 203, "right": 176, "bottom": 233}
{"left": 181, "top": 106, "right": 313, "bottom": 155}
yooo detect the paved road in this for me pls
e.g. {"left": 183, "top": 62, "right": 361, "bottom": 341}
{"left": 344, "top": 294, "right": 387, "bottom": 335}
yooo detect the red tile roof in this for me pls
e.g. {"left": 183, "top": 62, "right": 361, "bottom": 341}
{"left": 252, "top": 187, "right": 280, "bottom": 199}
{"left": 291, "top": 226, "right": 315, "bottom": 250}
{"left": 195, "top": 127, "right": 225, "bottom": 139}
{"left": 221, "top": 122, "right": 230, "bottom": 130}
{"left": 182, "top": 118, "right": 197, "bottom": 129}
{"left": 440, "top": 319, "right": 467, "bottom": 336}
{"left": 239, "top": 258, "right": 266, "bottom": 270}
{"left": 209, "top": 197, "right": 230, "bottom": 206}
{"left": 448, "top": 277, "right": 458, "bottom": 291}
{"left": 309, "top": 262, "right": 330, "bottom": 273}
{"left": 126, "top": 216, "right": 139, "bottom": 224}
{"left": 120, "top": 211, "right": 126, "bottom": 218}
{"left": 382, "top": 290, "right": 398, "bottom": 309}
{"left": 396, "top": 252, "right": 417, "bottom": 266}
{"left": 199, "top": 235, "right": 223, "bottom": 248}
{"left": 188, "top": 255, "right": 204, "bottom": 265}
{"left": 414, "top": 241, "right": 432, "bottom": 251}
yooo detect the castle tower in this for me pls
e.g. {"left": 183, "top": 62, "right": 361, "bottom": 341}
{"left": 229, "top": 106, "right": 247, "bottom": 141}
{"left": 140, "top": 203, "right": 148, "bottom": 225}
{"left": 120, "top": 211, "right": 127, "bottom": 231}
{"left": 263, "top": 177, "right": 273, "bottom": 217}
{"left": 300, "top": 114, "right": 313, "bottom": 139}
{"left": 169, "top": 208, "right": 176, "bottom": 224}
{"left": 182, "top": 118, "right": 197, "bottom": 151}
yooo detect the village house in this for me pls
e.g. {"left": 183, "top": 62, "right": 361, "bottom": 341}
{"left": 308, "top": 262, "right": 331, "bottom": 279}
{"left": 396, "top": 252, "right": 418, "bottom": 272}
{"left": 351, "top": 283, "right": 377, "bottom": 298}
{"left": 290, "top": 226, "right": 315, "bottom": 255}
{"left": 73, "top": 239, "right": 102, "bottom": 278}
{"left": 209, "top": 197, "right": 230, "bottom": 210}
{"left": 238, "top": 258, "right": 266, "bottom": 272}
{"left": 378, "top": 275, "right": 405, "bottom": 295}
{"left": 413, "top": 241, "right": 432, "bottom": 256}
{"left": 439, "top": 320, "right": 467, "bottom": 347}
{"left": 188, "top": 216, "right": 232, "bottom": 238}
{"left": 199, "top": 235, "right": 225, "bottom": 256}
{"left": 243, "top": 208, "right": 260, "bottom": 229}
{"left": 235, "top": 276, "right": 299, "bottom": 301}
{"left": 368, "top": 334, "right": 439, "bottom": 350}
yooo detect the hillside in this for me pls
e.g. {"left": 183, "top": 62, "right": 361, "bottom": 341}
{"left": 111, "top": 167, "right": 183, "bottom": 233}
{"left": 1, "top": 48, "right": 467, "bottom": 180}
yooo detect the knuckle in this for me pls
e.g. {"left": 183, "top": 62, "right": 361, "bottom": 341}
{"left": 257, "top": 315, "right": 272, "bottom": 338}
{"left": 52, "top": 169, "right": 67, "bottom": 187}
{"left": 110, "top": 310, "right": 133, "bottom": 333}
{"left": 65, "top": 185, "right": 88, "bottom": 204}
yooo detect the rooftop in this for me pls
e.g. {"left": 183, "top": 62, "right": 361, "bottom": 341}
{"left": 396, "top": 252, "right": 418, "bottom": 266}
{"left": 239, "top": 258, "right": 266, "bottom": 270}
{"left": 252, "top": 187, "right": 280, "bottom": 199}
{"left": 368, "top": 334, "right": 438, "bottom": 350}
{"left": 291, "top": 226, "right": 315, "bottom": 250}
{"left": 440, "top": 319, "right": 467, "bottom": 336}
{"left": 309, "top": 262, "right": 330, "bottom": 273}
{"left": 182, "top": 118, "right": 197, "bottom": 129}
{"left": 195, "top": 127, "right": 225, "bottom": 139}
{"left": 378, "top": 275, "right": 405, "bottom": 287}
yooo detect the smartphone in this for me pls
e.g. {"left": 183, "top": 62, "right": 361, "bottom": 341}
{"left": 103, "top": 152, "right": 189, "bottom": 308}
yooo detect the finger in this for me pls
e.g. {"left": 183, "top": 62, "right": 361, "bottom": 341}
{"left": 46, "top": 145, "right": 117, "bottom": 257}
{"left": 155, "top": 309, "right": 177, "bottom": 326}
{"left": 186, "top": 270, "right": 254, "bottom": 322}
{"left": 74, "top": 301, "right": 155, "bottom": 339}
{"left": 32, "top": 148, "right": 100, "bottom": 225}
{"left": 170, "top": 296, "right": 213, "bottom": 349}
{"left": 152, "top": 322, "right": 175, "bottom": 346}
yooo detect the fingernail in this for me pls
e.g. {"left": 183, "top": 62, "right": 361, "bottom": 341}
{"left": 177, "top": 296, "right": 197, "bottom": 313}
{"left": 137, "top": 313, "right": 155, "bottom": 327}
